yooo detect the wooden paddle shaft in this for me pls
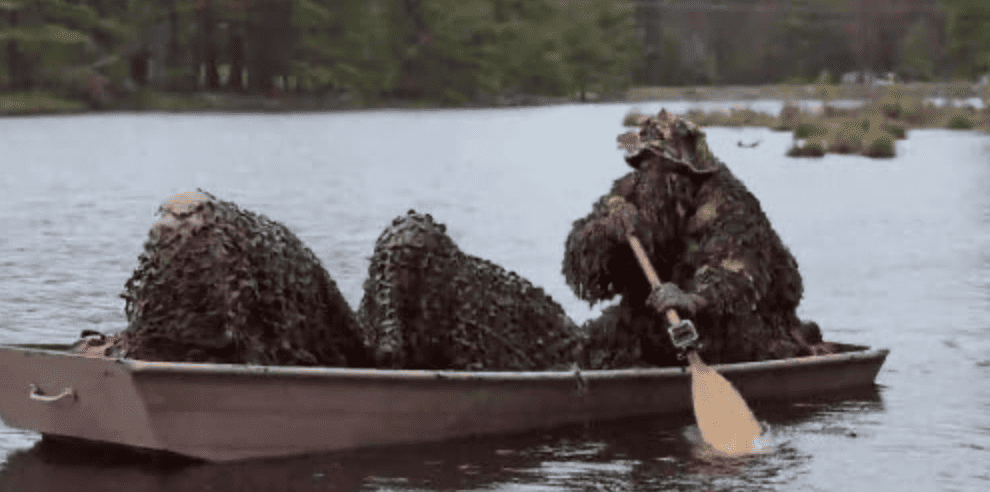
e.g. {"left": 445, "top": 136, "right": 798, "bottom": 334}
{"left": 627, "top": 237, "right": 764, "bottom": 456}
{"left": 627, "top": 236, "right": 680, "bottom": 326}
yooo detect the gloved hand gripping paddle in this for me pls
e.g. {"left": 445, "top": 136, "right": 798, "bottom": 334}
{"left": 627, "top": 236, "right": 700, "bottom": 357}
{"left": 627, "top": 234, "right": 767, "bottom": 457}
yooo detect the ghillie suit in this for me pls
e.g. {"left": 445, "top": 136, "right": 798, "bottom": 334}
{"left": 357, "top": 210, "right": 584, "bottom": 371}
{"left": 97, "top": 190, "right": 370, "bottom": 366}
{"left": 564, "top": 110, "right": 829, "bottom": 369}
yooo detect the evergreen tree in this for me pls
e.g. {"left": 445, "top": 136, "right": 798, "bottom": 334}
{"left": 898, "top": 18, "right": 934, "bottom": 81}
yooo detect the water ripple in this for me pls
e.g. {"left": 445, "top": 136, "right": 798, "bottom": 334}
{"left": 1, "top": 109, "right": 989, "bottom": 491}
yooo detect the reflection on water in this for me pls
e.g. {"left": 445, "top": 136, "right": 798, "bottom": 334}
{"left": 0, "top": 389, "right": 882, "bottom": 492}
{"left": 2, "top": 107, "right": 990, "bottom": 490}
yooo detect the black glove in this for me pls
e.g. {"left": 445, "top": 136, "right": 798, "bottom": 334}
{"left": 646, "top": 282, "right": 706, "bottom": 318}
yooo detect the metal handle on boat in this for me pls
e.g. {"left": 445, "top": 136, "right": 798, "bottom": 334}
{"left": 29, "top": 384, "right": 77, "bottom": 404}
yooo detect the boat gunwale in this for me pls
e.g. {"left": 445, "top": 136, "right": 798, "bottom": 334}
{"left": 0, "top": 343, "right": 889, "bottom": 382}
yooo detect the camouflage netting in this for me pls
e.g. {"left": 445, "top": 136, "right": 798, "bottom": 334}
{"left": 565, "top": 110, "right": 830, "bottom": 368}
{"left": 109, "top": 190, "right": 371, "bottom": 366}
{"left": 357, "top": 210, "right": 585, "bottom": 371}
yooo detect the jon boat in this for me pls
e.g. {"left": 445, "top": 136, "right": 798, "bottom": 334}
{"left": 0, "top": 342, "right": 888, "bottom": 463}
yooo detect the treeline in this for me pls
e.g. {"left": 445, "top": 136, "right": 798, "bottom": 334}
{"left": 0, "top": 0, "right": 639, "bottom": 106}
{"left": 2, "top": 0, "right": 990, "bottom": 109}
{"left": 636, "top": 0, "right": 990, "bottom": 86}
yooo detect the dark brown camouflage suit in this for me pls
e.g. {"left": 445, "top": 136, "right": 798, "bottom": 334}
{"left": 84, "top": 190, "right": 371, "bottom": 367}
{"left": 564, "top": 110, "right": 826, "bottom": 369}
{"left": 358, "top": 210, "right": 584, "bottom": 370}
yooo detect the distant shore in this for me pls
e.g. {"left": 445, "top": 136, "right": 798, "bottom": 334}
{"left": 627, "top": 82, "right": 985, "bottom": 103}
{"left": 2, "top": 82, "right": 986, "bottom": 118}
{"left": 0, "top": 90, "right": 575, "bottom": 118}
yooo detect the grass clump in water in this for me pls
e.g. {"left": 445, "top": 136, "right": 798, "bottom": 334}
{"left": 680, "top": 107, "right": 777, "bottom": 127}
{"left": 794, "top": 122, "right": 827, "bottom": 139}
{"left": 861, "top": 130, "right": 896, "bottom": 158}
{"left": 826, "top": 121, "right": 865, "bottom": 154}
{"left": 786, "top": 139, "right": 826, "bottom": 158}
{"left": 881, "top": 123, "right": 907, "bottom": 139}
{"left": 946, "top": 115, "right": 975, "bottom": 130}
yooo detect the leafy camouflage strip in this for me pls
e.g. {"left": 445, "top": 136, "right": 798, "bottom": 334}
{"left": 358, "top": 210, "right": 584, "bottom": 371}
{"left": 113, "top": 190, "right": 370, "bottom": 366}
{"left": 566, "top": 110, "right": 819, "bottom": 367}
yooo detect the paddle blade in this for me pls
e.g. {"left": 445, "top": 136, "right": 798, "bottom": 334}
{"left": 688, "top": 352, "right": 767, "bottom": 457}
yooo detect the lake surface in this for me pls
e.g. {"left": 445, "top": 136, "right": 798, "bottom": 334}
{"left": 1, "top": 105, "right": 989, "bottom": 491}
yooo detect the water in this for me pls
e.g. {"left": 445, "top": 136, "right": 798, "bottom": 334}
{"left": 1, "top": 105, "right": 989, "bottom": 491}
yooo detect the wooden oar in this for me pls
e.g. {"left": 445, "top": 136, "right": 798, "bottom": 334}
{"left": 627, "top": 235, "right": 767, "bottom": 457}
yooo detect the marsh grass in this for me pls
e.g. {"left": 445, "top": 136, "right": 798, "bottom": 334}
{"left": 787, "top": 139, "right": 826, "bottom": 158}
{"left": 0, "top": 92, "right": 87, "bottom": 115}
{"left": 946, "top": 115, "right": 975, "bottom": 130}
{"left": 794, "top": 122, "right": 828, "bottom": 139}
{"left": 626, "top": 81, "right": 979, "bottom": 103}
{"left": 622, "top": 84, "right": 988, "bottom": 159}
{"left": 682, "top": 107, "right": 779, "bottom": 127}
{"left": 861, "top": 130, "right": 896, "bottom": 158}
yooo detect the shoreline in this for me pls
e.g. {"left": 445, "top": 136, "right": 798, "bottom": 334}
{"left": 2, "top": 82, "right": 986, "bottom": 118}
{"left": 0, "top": 90, "right": 580, "bottom": 118}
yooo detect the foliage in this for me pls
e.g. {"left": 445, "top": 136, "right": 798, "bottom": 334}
{"left": 898, "top": 19, "right": 935, "bottom": 82}
{"left": 0, "top": 0, "right": 128, "bottom": 92}
{"left": 681, "top": 107, "right": 777, "bottom": 128}
{"left": 861, "top": 130, "right": 895, "bottom": 158}
{"left": 561, "top": 0, "right": 639, "bottom": 101}
{"left": 0, "top": 90, "right": 86, "bottom": 114}
{"left": 1, "top": 0, "right": 640, "bottom": 105}
{"left": 786, "top": 140, "right": 825, "bottom": 158}
{"left": 940, "top": 0, "right": 990, "bottom": 78}
{"left": 947, "top": 115, "right": 975, "bottom": 129}
{"left": 827, "top": 121, "right": 865, "bottom": 154}
{"left": 794, "top": 122, "right": 827, "bottom": 139}
{"left": 881, "top": 123, "right": 906, "bottom": 139}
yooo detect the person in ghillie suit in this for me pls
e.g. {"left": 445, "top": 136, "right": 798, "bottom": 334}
{"left": 358, "top": 210, "right": 584, "bottom": 371}
{"left": 563, "top": 110, "right": 832, "bottom": 369}
{"left": 75, "top": 190, "right": 372, "bottom": 367}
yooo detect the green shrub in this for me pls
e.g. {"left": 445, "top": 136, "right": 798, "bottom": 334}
{"left": 876, "top": 87, "right": 904, "bottom": 119}
{"left": 794, "top": 122, "right": 827, "bottom": 139}
{"left": 881, "top": 124, "right": 906, "bottom": 139}
{"left": 861, "top": 132, "right": 895, "bottom": 158}
{"left": 879, "top": 101, "right": 902, "bottom": 119}
{"left": 787, "top": 140, "right": 826, "bottom": 157}
{"left": 827, "top": 124, "right": 865, "bottom": 154}
{"left": 947, "top": 115, "right": 974, "bottom": 130}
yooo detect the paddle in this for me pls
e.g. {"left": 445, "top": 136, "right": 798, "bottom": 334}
{"left": 626, "top": 235, "right": 767, "bottom": 457}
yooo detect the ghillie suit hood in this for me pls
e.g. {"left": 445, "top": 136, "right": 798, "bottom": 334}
{"left": 113, "top": 190, "right": 370, "bottom": 366}
{"left": 617, "top": 109, "right": 719, "bottom": 175}
{"left": 358, "top": 210, "right": 584, "bottom": 371}
{"left": 565, "top": 111, "right": 722, "bottom": 306}
{"left": 564, "top": 111, "right": 815, "bottom": 367}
